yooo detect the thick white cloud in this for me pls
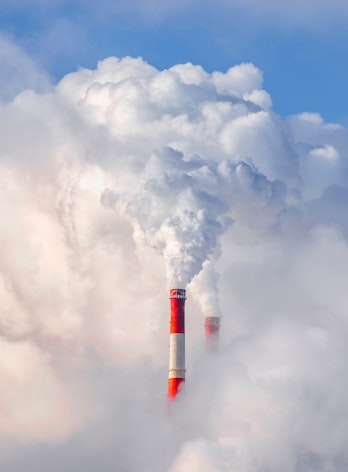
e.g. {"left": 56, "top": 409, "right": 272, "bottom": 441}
{"left": 1, "top": 56, "right": 348, "bottom": 470}
{"left": 0, "top": 339, "right": 86, "bottom": 441}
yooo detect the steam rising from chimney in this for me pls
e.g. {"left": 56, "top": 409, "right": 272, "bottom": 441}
{"left": 2, "top": 53, "right": 348, "bottom": 470}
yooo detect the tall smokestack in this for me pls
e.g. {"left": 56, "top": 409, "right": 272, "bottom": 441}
{"left": 205, "top": 316, "right": 220, "bottom": 352}
{"left": 168, "top": 288, "right": 186, "bottom": 401}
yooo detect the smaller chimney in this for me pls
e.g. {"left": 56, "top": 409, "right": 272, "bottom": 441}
{"left": 205, "top": 316, "right": 220, "bottom": 352}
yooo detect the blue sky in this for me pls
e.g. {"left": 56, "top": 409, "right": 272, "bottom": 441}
{"left": 0, "top": 1, "right": 348, "bottom": 123}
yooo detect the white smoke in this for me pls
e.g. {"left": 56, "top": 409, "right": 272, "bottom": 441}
{"left": 1, "top": 56, "right": 348, "bottom": 471}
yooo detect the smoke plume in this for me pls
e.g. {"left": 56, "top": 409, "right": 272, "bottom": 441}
{"left": 1, "top": 55, "right": 348, "bottom": 471}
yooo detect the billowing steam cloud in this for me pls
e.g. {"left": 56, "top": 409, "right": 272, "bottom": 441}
{"left": 1, "top": 55, "right": 348, "bottom": 470}
{"left": 101, "top": 147, "right": 284, "bottom": 289}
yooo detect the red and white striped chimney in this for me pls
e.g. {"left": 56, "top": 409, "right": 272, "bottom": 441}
{"left": 168, "top": 288, "right": 186, "bottom": 401}
{"left": 205, "top": 316, "right": 220, "bottom": 352}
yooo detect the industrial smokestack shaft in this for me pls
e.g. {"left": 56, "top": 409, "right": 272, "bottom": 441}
{"left": 205, "top": 316, "right": 220, "bottom": 352}
{"left": 168, "top": 288, "right": 186, "bottom": 400}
